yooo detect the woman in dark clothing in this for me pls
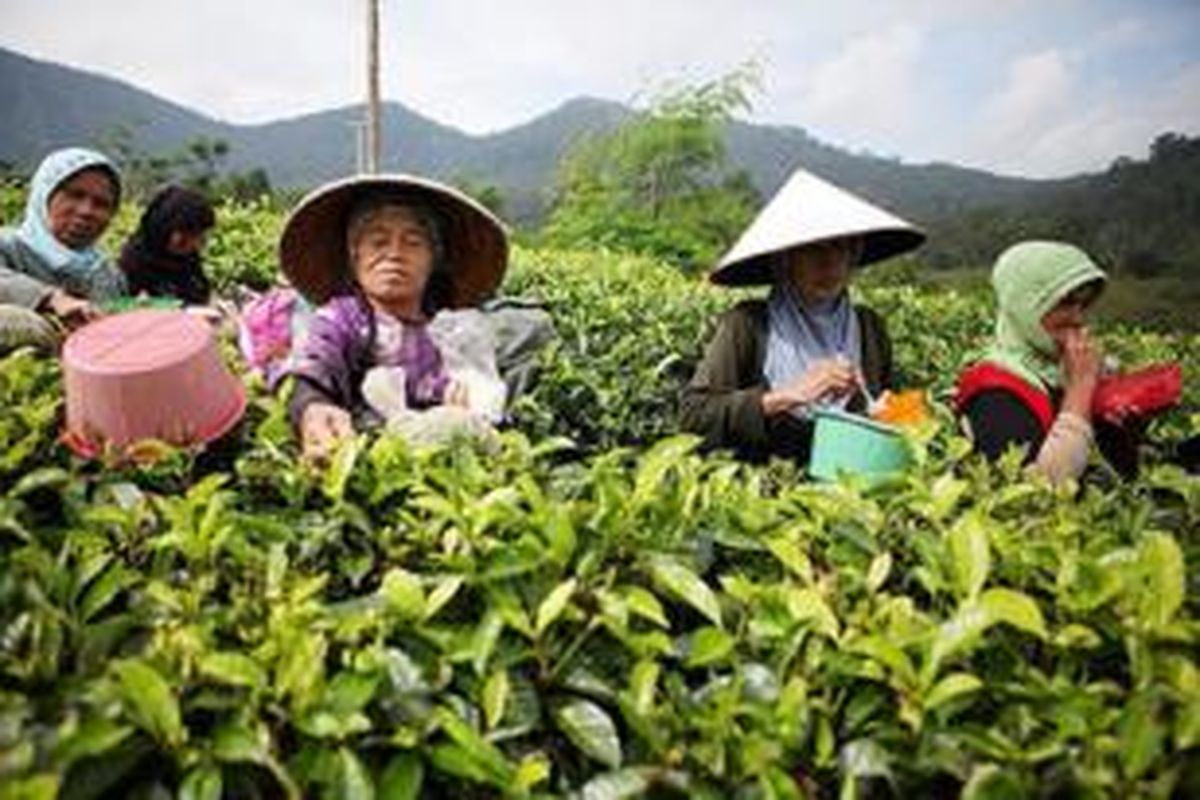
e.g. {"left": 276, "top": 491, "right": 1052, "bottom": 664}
{"left": 682, "top": 168, "right": 925, "bottom": 464}
{"left": 119, "top": 185, "right": 215, "bottom": 305}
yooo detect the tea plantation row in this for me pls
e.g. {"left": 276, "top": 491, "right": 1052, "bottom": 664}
{"left": 0, "top": 197, "right": 1197, "bottom": 798}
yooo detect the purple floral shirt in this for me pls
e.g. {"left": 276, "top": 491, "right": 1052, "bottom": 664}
{"left": 288, "top": 294, "right": 449, "bottom": 416}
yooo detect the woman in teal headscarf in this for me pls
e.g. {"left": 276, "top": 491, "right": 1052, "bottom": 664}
{"left": 0, "top": 147, "right": 126, "bottom": 353}
{"left": 955, "top": 240, "right": 1139, "bottom": 484}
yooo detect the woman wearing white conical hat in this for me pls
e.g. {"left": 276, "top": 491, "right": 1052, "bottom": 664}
{"left": 681, "top": 168, "right": 924, "bottom": 464}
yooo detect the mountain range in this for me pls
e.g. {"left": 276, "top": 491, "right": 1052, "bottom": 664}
{"left": 0, "top": 45, "right": 1057, "bottom": 225}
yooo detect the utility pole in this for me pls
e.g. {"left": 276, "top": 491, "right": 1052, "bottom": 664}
{"left": 365, "top": 0, "right": 382, "bottom": 173}
{"left": 348, "top": 119, "right": 367, "bottom": 173}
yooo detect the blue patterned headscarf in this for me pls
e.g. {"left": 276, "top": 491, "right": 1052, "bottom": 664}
{"left": 13, "top": 147, "right": 121, "bottom": 282}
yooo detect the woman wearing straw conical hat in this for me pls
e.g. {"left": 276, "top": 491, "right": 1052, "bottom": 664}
{"left": 681, "top": 168, "right": 924, "bottom": 464}
{"left": 278, "top": 174, "right": 508, "bottom": 462}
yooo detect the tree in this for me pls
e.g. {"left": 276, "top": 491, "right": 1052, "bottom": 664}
{"left": 451, "top": 174, "right": 507, "bottom": 219}
{"left": 94, "top": 125, "right": 274, "bottom": 204}
{"left": 541, "top": 65, "right": 762, "bottom": 270}
{"left": 96, "top": 124, "right": 183, "bottom": 200}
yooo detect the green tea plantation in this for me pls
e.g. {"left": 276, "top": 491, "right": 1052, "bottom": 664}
{"left": 1, "top": 196, "right": 1198, "bottom": 799}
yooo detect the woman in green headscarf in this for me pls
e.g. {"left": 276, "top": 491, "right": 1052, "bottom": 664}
{"left": 954, "top": 240, "right": 1139, "bottom": 484}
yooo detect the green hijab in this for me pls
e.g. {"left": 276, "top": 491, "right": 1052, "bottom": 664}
{"left": 985, "top": 241, "right": 1107, "bottom": 390}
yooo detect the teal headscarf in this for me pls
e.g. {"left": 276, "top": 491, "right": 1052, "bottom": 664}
{"left": 985, "top": 241, "right": 1107, "bottom": 390}
{"left": 10, "top": 147, "right": 121, "bottom": 283}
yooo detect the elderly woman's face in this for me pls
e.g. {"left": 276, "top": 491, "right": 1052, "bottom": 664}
{"left": 781, "top": 236, "right": 860, "bottom": 303}
{"left": 47, "top": 168, "right": 118, "bottom": 250}
{"left": 350, "top": 205, "right": 434, "bottom": 311}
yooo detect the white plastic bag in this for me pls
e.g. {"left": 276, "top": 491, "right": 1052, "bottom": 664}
{"left": 427, "top": 309, "right": 507, "bottom": 423}
{"left": 360, "top": 309, "right": 506, "bottom": 446}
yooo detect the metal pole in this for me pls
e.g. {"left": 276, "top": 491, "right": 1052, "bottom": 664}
{"left": 349, "top": 120, "right": 366, "bottom": 173}
{"left": 366, "top": 0, "right": 381, "bottom": 173}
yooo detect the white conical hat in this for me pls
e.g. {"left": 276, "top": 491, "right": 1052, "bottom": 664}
{"left": 710, "top": 168, "right": 925, "bottom": 286}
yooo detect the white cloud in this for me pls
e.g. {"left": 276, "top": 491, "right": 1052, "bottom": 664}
{"left": 788, "top": 24, "right": 924, "bottom": 151}
{"left": 961, "top": 58, "right": 1200, "bottom": 175}
{"left": 1089, "top": 16, "right": 1150, "bottom": 53}
{"left": 982, "top": 50, "right": 1073, "bottom": 141}
{"left": 953, "top": 49, "right": 1075, "bottom": 172}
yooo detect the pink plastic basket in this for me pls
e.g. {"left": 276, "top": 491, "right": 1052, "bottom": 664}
{"left": 61, "top": 310, "right": 247, "bottom": 457}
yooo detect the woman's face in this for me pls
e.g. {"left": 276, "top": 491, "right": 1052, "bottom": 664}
{"left": 47, "top": 168, "right": 118, "bottom": 249}
{"left": 350, "top": 205, "right": 434, "bottom": 312}
{"left": 781, "top": 236, "right": 860, "bottom": 303}
{"left": 167, "top": 228, "right": 209, "bottom": 257}
{"left": 1041, "top": 281, "right": 1102, "bottom": 348}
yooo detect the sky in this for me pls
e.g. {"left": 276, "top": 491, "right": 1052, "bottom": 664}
{"left": 2, "top": 0, "right": 1198, "bottom": 178}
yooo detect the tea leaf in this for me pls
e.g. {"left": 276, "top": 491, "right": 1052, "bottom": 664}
{"left": 423, "top": 575, "right": 464, "bottom": 621}
{"left": 199, "top": 651, "right": 267, "bottom": 690}
{"left": 179, "top": 765, "right": 223, "bottom": 800}
{"left": 578, "top": 768, "right": 652, "bottom": 800}
{"left": 482, "top": 669, "right": 510, "bottom": 730}
{"left": 978, "top": 588, "right": 1046, "bottom": 639}
{"left": 379, "top": 753, "right": 423, "bottom": 800}
{"left": 947, "top": 514, "right": 990, "bottom": 601}
{"left": 960, "top": 764, "right": 1024, "bottom": 800}
{"left": 865, "top": 552, "right": 892, "bottom": 593}
{"left": 555, "top": 699, "right": 623, "bottom": 768}
{"left": 535, "top": 577, "right": 577, "bottom": 635}
{"left": 380, "top": 568, "right": 426, "bottom": 620}
{"left": 1136, "top": 532, "right": 1184, "bottom": 630}
{"left": 924, "top": 672, "right": 983, "bottom": 711}
{"left": 786, "top": 588, "right": 840, "bottom": 640}
{"left": 647, "top": 556, "right": 722, "bottom": 627}
{"left": 339, "top": 746, "right": 375, "bottom": 800}
{"left": 686, "top": 626, "right": 735, "bottom": 668}
{"left": 110, "top": 658, "right": 184, "bottom": 748}
{"left": 623, "top": 585, "right": 669, "bottom": 628}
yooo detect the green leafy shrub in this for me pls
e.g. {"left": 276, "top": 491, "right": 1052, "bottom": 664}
{"left": 0, "top": 198, "right": 1197, "bottom": 799}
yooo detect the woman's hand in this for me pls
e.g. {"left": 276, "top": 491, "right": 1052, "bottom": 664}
{"left": 445, "top": 380, "right": 470, "bottom": 408}
{"left": 300, "top": 402, "right": 354, "bottom": 463}
{"left": 1060, "top": 327, "right": 1102, "bottom": 420}
{"left": 43, "top": 289, "right": 100, "bottom": 329}
{"left": 762, "top": 358, "right": 858, "bottom": 416}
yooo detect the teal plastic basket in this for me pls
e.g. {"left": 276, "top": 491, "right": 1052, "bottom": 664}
{"left": 809, "top": 408, "right": 913, "bottom": 483}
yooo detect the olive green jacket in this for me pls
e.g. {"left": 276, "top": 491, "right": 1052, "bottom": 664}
{"left": 681, "top": 299, "right": 893, "bottom": 463}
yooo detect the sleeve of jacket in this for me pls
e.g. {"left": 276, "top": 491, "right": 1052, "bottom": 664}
{"left": 87, "top": 262, "right": 128, "bottom": 303}
{"left": 856, "top": 305, "right": 895, "bottom": 394}
{"left": 284, "top": 302, "right": 361, "bottom": 430}
{"left": 680, "top": 303, "right": 771, "bottom": 455}
{"left": 287, "top": 376, "right": 340, "bottom": 431}
{"left": 0, "top": 249, "right": 55, "bottom": 310}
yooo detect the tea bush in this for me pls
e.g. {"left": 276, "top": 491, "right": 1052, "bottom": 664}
{"left": 0, "top": 196, "right": 1197, "bottom": 799}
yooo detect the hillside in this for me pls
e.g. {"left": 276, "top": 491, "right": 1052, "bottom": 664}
{"left": 0, "top": 46, "right": 1045, "bottom": 224}
{"left": 2, "top": 45, "right": 1196, "bottom": 284}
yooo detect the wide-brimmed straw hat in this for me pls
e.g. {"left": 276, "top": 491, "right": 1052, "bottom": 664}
{"left": 279, "top": 173, "right": 509, "bottom": 307}
{"left": 710, "top": 168, "right": 925, "bottom": 286}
